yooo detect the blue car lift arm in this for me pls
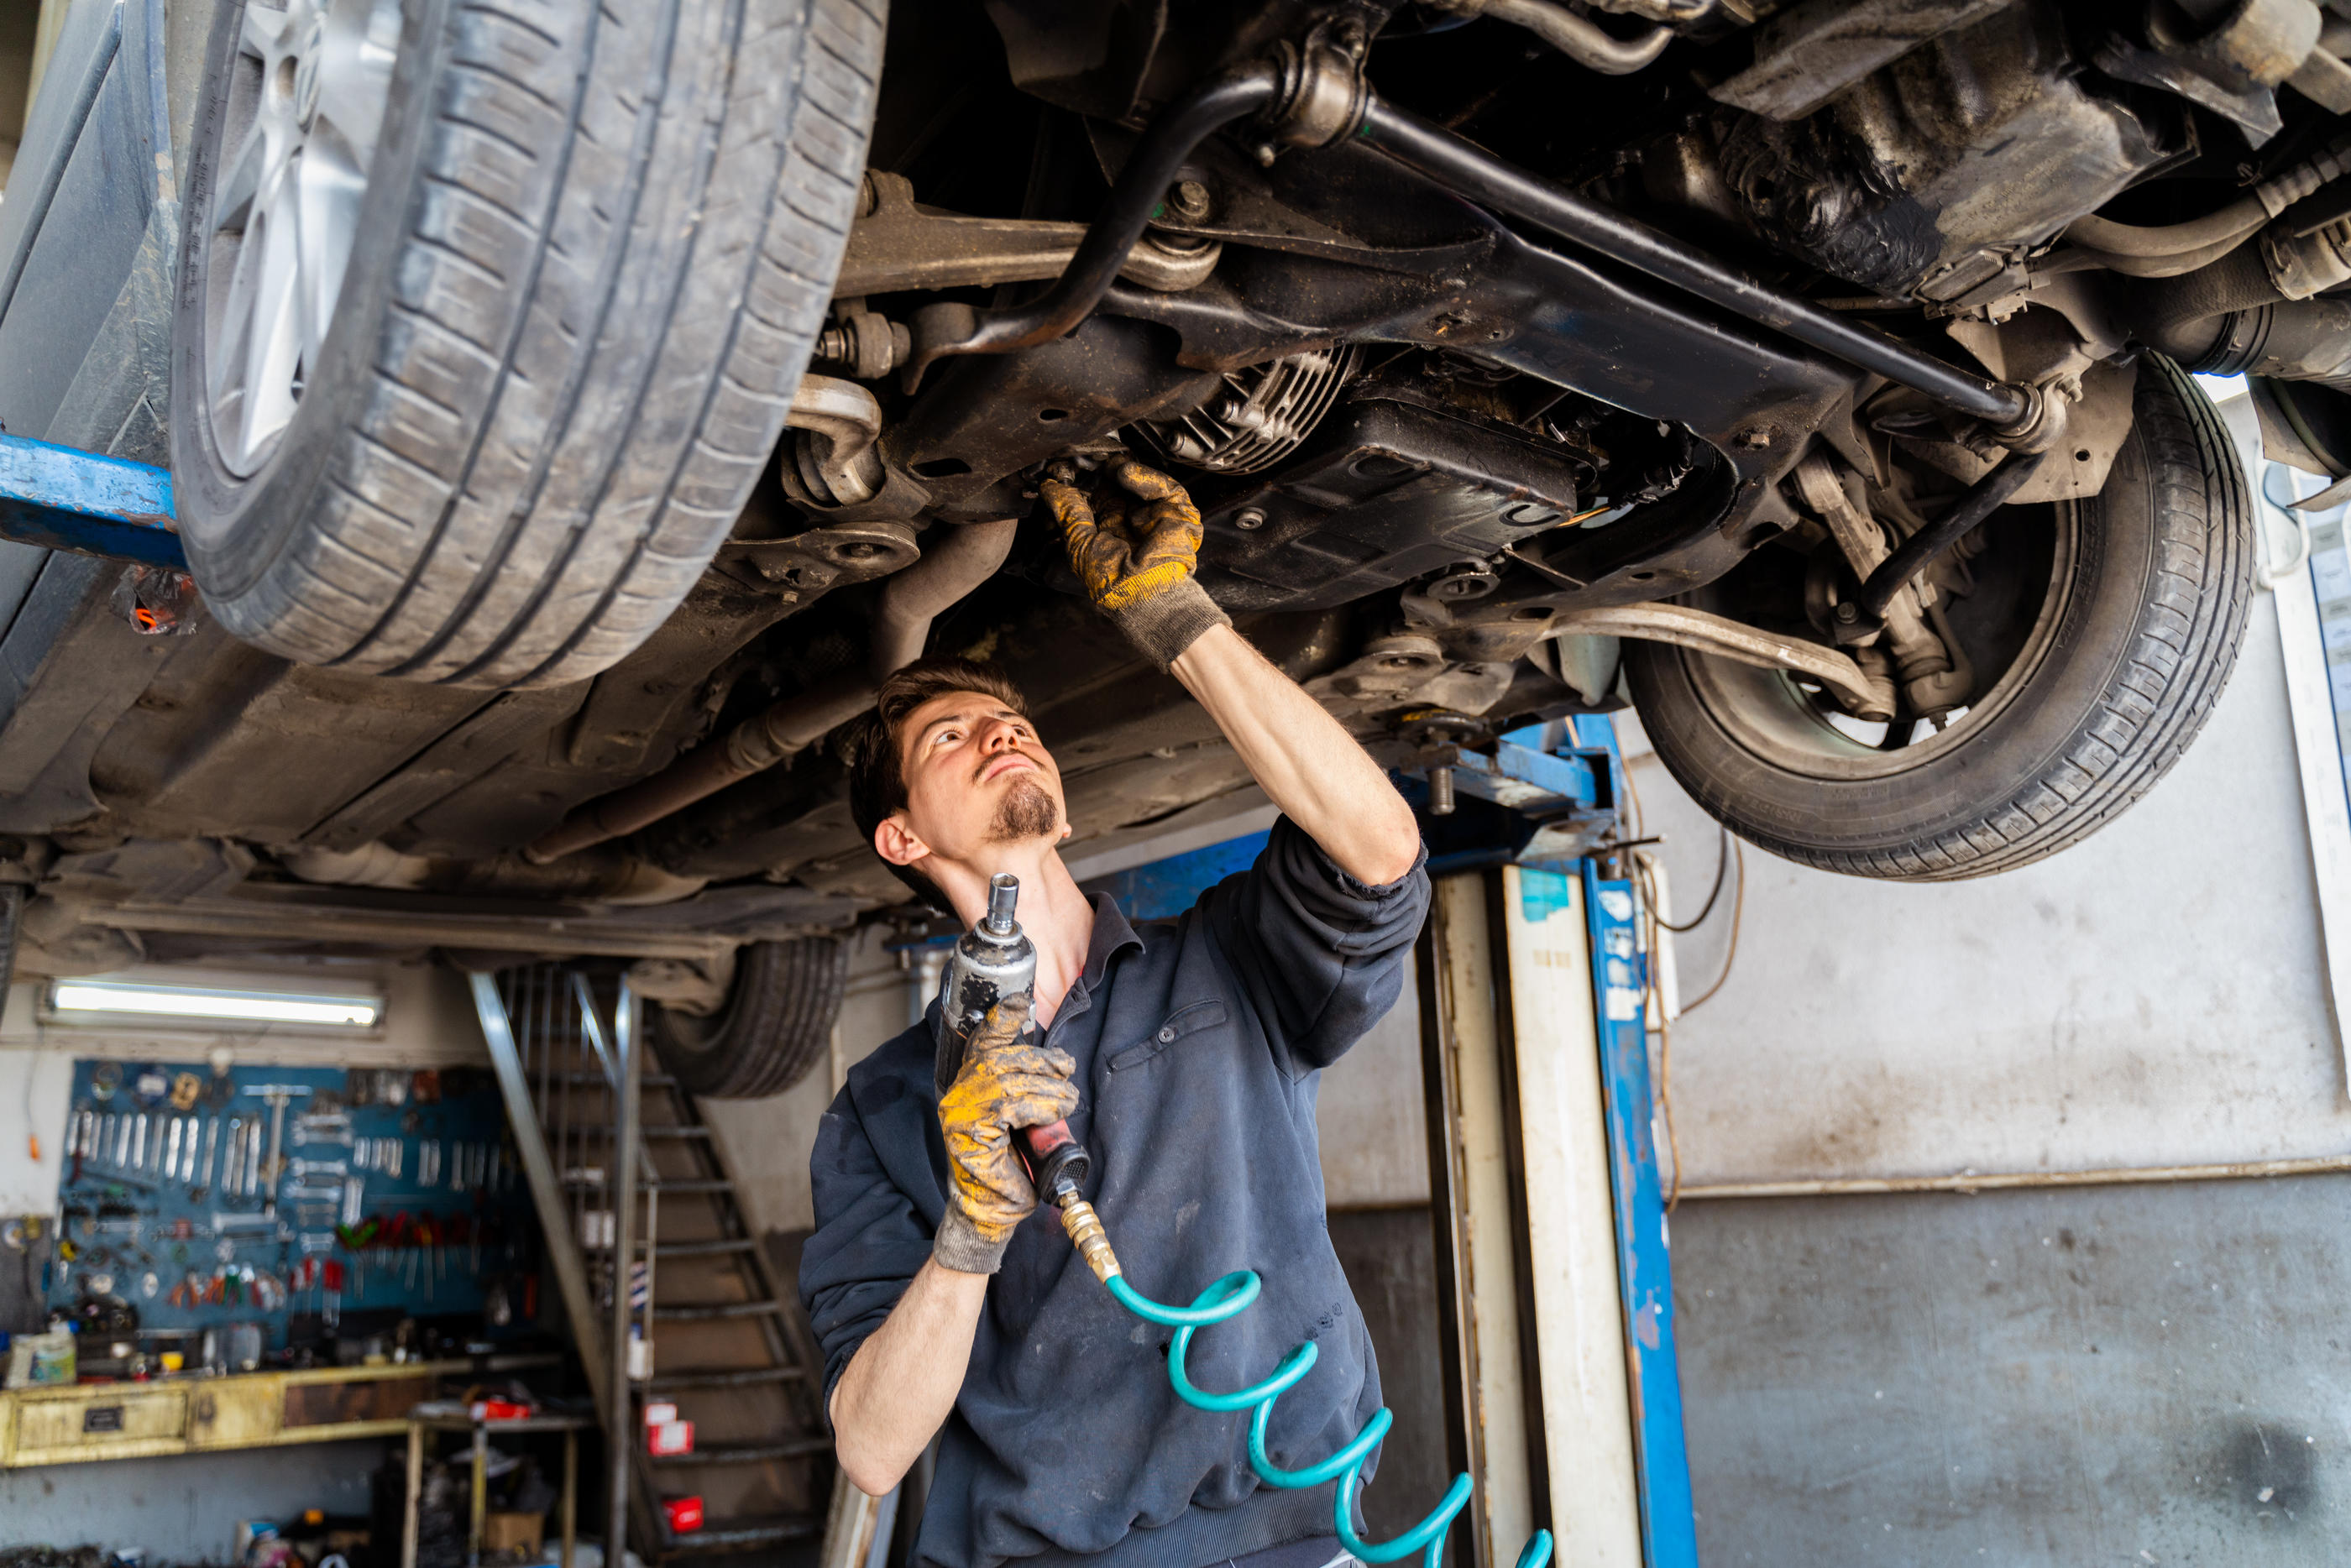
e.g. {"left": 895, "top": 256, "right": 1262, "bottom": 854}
{"left": 0, "top": 431, "right": 186, "bottom": 569}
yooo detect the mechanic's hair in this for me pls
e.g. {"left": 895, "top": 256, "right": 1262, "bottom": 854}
{"left": 843, "top": 658, "right": 1034, "bottom": 908}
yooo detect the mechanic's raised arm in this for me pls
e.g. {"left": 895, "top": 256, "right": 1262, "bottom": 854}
{"left": 1170, "top": 626, "right": 1421, "bottom": 886}
{"left": 1043, "top": 460, "right": 1421, "bottom": 887}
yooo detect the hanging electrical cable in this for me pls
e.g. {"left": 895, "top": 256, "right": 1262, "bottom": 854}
{"left": 1630, "top": 852, "right": 1687, "bottom": 1210}
{"left": 1678, "top": 840, "right": 1744, "bottom": 1016}
{"left": 1653, "top": 825, "right": 1731, "bottom": 933}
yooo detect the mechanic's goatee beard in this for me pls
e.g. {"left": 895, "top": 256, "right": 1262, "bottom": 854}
{"left": 987, "top": 776, "right": 1059, "bottom": 843}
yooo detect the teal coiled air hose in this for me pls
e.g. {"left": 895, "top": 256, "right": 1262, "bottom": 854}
{"left": 1056, "top": 1197, "right": 1555, "bottom": 1568}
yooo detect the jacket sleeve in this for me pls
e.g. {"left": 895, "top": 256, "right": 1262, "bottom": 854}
{"left": 798, "top": 1081, "right": 937, "bottom": 1428}
{"left": 1199, "top": 814, "right": 1430, "bottom": 1077}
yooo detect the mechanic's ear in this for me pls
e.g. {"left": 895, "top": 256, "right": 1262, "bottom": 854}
{"left": 875, "top": 812, "right": 932, "bottom": 870}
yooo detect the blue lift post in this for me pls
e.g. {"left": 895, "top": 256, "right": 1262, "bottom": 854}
{"left": 1092, "top": 714, "right": 1699, "bottom": 1568}
{"left": 1579, "top": 857, "right": 1699, "bottom": 1568}
{"left": 0, "top": 430, "right": 186, "bottom": 568}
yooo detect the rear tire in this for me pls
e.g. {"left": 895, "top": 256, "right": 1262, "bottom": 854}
{"left": 171, "top": 0, "right": 885, "bottom": 687}
{"left": 1626, "top": 355, "right": 2255, "bottom": 881}
{"left": 651, "top": 936, "right": 846, "bottom": 1097}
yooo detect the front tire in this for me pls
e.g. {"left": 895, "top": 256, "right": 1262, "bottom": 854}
{"left": 171, "top": 0, "right": 884, "bottom": 687}
{"left": 1627, "top": 355, "right": 2255, "bottom": 881}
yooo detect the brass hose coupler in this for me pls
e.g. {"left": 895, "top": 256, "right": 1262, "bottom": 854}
{"left": 1058, "top": 1196, "right": 1123, "bottom": 1284}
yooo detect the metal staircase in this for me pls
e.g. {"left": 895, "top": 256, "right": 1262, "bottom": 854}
{"left": 472, "top": 966, "right": 830, "bottom": 1562}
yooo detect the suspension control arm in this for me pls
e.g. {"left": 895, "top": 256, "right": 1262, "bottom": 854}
{"left": 1547, "top": 604, "right": 1886, "bottom": 717}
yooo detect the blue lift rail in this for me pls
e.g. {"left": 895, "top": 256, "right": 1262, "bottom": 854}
{"left": 0, "top": 431, "right": 186, "bottom": 569}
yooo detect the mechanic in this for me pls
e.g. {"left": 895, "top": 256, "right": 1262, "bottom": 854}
{"left": 799, "top": 457, "right": 1429, "bottom": 1568}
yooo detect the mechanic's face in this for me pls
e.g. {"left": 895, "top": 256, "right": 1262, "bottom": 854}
{"left": 889, "top": 691, "right": 1068, "bottom": 870}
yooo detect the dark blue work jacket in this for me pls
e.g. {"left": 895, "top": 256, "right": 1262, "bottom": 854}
{"left": 800, "top": 818, "right": 1430, "bottom": 1568}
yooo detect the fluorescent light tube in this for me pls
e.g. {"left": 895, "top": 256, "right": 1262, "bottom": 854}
{"left": 49, "top": 980, "right": 382, "bottom": 1028}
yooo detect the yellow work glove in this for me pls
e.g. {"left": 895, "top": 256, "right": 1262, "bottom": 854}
{"left": 1041, "top": 457, "right": 1233, "bottom": 669}
{"left": 934, "top": 994, "right": 1080, "bottom": 1274}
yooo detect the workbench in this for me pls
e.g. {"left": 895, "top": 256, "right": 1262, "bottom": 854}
{"left": 0, "top": 1355, "right": 556, "bottom": 1468}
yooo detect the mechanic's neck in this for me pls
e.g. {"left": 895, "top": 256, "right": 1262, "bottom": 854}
{"left": 931, "top": 840, "right": 1094, "bottom": 1028}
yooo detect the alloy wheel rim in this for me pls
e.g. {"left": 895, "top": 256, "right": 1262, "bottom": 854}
{"left": 203, "top": 0, "right": 401, "bottom": 478}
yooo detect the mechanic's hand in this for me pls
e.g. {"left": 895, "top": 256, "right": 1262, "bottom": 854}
{"left": 1042, "top": 457, "right": 1233, "bottom": 669}
{"left": 933, "top": 994, "right": 1079, "bottom": 1274}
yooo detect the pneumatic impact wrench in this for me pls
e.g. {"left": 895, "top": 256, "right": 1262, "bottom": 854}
{"left": 932, "top": 879, "right": 1544, "bottom": 1568}
{"left": 934, "top": 873, "right": 1122, "bottom": 1282}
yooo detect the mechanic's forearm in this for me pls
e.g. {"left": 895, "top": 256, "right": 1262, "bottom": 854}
{"left": 1172, "top": 624, "right": 1422, "bottom": 886}
{"left": 827, "top": 1257, "right": 988, "bottom": 1495}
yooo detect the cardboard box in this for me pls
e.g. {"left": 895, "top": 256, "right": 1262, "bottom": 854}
{"left": 647, "top": 1419, "right": 694, "bottom": 1456}
{"left": 662, "top": 1496, "right": 704, "bottom": 1534}
{"left": 484, "top": 1513, "right": 542, "bottom": 1559}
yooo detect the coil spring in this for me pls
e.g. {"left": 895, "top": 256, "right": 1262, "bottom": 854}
{"left": 1105, "top": 1269, "right": 1556, "bottom": 1568}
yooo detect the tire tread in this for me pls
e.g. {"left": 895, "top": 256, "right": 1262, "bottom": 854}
{"left": 186, "top": 0, "right": 884, "bottom": 689}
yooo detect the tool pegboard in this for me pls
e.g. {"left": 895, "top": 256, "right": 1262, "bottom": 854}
{"left": 46, "top": 1059, "right": 541, "bottom": 1350}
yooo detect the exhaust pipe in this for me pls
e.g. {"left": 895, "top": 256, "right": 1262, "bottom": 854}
{"left": 285, "top": 842, "right": 709, "bottom": 905}
{"left": 525, "top": 515, "right": 1018, "bottom": 864}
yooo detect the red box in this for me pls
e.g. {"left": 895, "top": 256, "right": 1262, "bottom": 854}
{"left": 470, "top": 1399, "right": 532, "bottom": 1422}
{"left": 642, "top": 1401, "right": 678, "bottom": 1426}
{"left": 647, "top": 1419, "right": 695, "bottom": 1456}
{"left": 662, "top": 1496, "right": 704, "bottom": 1534}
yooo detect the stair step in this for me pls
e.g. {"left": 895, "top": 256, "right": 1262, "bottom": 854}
{"left": 547, "top": 1067, "right": 686, "bottom": 1090}
{"left": 654, "top": 1299, "right": 784, "bottom": 1321}
{"left": 563, "top": 1176, "right": 733, "bottom": 1194}
{"left": 662, "top": 1513, "right": 822, "bottom": 1552}
{"left": 647, "top": 1365, "right": 807, "bottom": 1393}
{"left": 581, "top": 1236, "right": 757, "bottom": 1258}
{"left": 657, "top": 1236, "right": 757, "bottom": 1257}
{"left": 651, "top": 1436, "right": 830, "bottom": 1466}
{"left": 547, "top": 1070, "right": 679, "bottom": 1087}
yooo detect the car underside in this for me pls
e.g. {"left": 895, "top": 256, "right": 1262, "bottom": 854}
{"left": 3, "top": 0, "right": 2347, "bottom": 1074}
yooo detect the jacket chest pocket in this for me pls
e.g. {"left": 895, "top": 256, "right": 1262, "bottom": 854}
{"left": 1106, "top": 1000, "right": 1230, "bottom": 1072}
